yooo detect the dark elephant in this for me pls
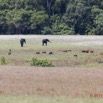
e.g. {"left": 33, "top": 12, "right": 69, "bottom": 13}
{"left": 20, "top": 38, "right": 26, "bottom": 47}
{"left": 42, "top": 38, "right": 51, "bottom": 46}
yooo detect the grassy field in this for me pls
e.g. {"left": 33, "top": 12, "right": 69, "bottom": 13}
{"left": 0, "top": 35, "right": 103, "bottom": 67}
{"left": 0, "top": 66, "right": 103, "bottom": 103}
{"left": 0, "top": 96, "right": 103, "bottom": 103}
{"left": 0, "top": 35, "right": 103, "bottom": 103}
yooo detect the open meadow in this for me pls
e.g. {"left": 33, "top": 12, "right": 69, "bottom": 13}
{"left": 0, "top": 35, "right": 103, "bottom": 67}
{"left": 0, "top": 35, "right": 103, "bottom": 102}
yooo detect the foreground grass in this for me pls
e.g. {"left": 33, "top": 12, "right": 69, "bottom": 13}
{"left": 0, "top": 96, "right": 103, "bottom": 103}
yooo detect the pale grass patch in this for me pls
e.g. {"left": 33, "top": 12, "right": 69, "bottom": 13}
{"left": 0, "top": 96, "right": 103, "bottom": 103}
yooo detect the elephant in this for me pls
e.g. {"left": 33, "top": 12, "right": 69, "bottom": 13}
{"left": 20, "top": 38, "right": 26, "bottom": 47}
{"left": 42, "top": 38, "right": 51, "bottom": 46}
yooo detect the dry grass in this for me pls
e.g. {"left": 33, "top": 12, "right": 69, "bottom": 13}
{"left": 0, "top": 66, "right": 103, "bottom": 98}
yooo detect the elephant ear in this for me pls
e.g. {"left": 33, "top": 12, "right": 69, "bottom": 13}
{"left": 47, "top": 39, "right": 50, "bottom": 42}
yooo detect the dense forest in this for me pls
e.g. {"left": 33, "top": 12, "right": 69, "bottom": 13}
{"left": 0, "top": 0, "right": 103, "bottom": 35}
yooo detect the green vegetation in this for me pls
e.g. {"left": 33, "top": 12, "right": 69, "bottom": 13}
{"left": 0, "top": 96, "right": 103, "bottom": 103}
{"left": 0, "top": 0, "right": 103, "bottom": 35}
{"left": 0, "top": 56, "right": 7, "bottom": 65}
{"left": 31, "top": 57, "right": 53, "bottom": 67}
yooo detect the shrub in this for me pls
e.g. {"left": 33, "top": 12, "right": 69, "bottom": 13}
{"left": 0, "top": 57, "right": 7, "bottom": 65}
{"left": 31, "top": 58, "right": 53, "bottom": 67}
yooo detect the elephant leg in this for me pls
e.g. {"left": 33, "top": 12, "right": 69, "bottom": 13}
{"left": 21, "top": 42, "right": 23, "bottom": 47}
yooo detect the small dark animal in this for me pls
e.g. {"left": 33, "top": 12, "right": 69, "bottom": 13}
{"left": 42, "top": 51, "right": 46, "bottom": 54}
{"left": 81, "top": 50, "right": 89, "bottom": 53}
{"left": 49, "top": 52, "right": 53, "bottom": 54}
{"left": 42, "top": 38, "right": 51, "bottom": 46}
{"left": 90, "top": 50, "right": 94, "bottom": 53}
{"left": 85, "top": 50, "right": 89, "bottom": 53}
{"left": 8, "top": 49, "right": 11, "bottom": 55}
{"left": 36, "top": 52, "right": 40, "bottom": 54}
{"left": 20, "top": 38, "right": 26, "bottom": 47}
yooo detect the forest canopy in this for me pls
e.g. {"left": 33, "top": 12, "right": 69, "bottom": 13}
{"left": 0, "top": 0, "right": 103, "bottom": 35}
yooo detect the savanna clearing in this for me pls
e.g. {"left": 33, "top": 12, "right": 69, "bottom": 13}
{"left": 0, "top": 35, "right": 103, "bottom": 67}
{"left": 0, "top": 35, "right": 103, "bottom": 103}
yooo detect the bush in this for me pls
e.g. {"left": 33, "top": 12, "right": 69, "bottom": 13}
{"left": 0, "top": 57, "right": 7, "bottom": 65}
{"left": 31, "top": 58, "right": 53, "bottom": 67}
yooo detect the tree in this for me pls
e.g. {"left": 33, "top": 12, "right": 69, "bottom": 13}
{"left": 30, "top": 10, "right": 48, "bottom": 34}
{"left": 94, "top": 13, "right": 103, "bottom": 35}
{"left": 0, "top": 0, "right": 102, "bottom": 35}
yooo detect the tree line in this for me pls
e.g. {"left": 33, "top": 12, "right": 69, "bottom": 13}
{"left": 0, "top": 0, "right": 103, "bottom": 35}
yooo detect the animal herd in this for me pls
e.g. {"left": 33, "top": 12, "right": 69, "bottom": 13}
{"left": 20, "top": 38, "right": 51, "bottom": 47}
{"left": 20, "top": 38, "right": 94, "bottom": 55}
{"left": 7, "top": 38, "right": 95, "bottom": 56}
